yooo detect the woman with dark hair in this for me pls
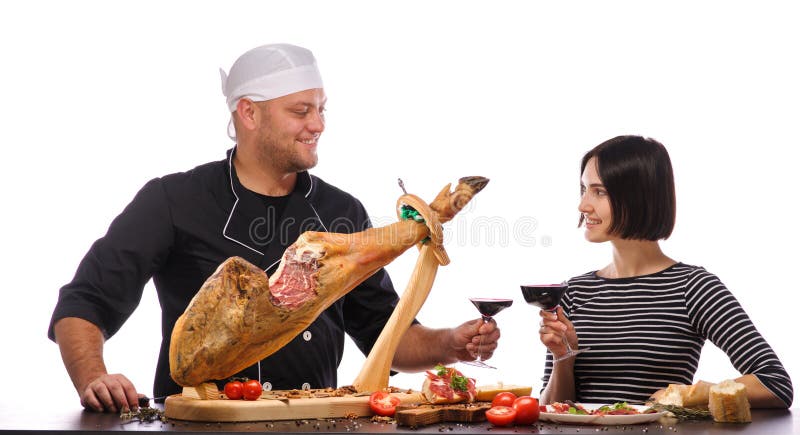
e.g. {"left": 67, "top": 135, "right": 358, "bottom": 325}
{"left": 538, "top": 135, "right": 793, "bottom": 408}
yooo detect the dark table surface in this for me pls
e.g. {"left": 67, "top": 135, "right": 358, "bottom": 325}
{"left": 0, "top": 404, "right": 796, "bottom": 434}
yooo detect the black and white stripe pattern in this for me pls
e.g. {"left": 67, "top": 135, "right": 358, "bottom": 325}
{"left": 541, "top": 263, "right": 793, "bottom": 406}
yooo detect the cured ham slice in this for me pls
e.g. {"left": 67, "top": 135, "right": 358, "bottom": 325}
{"left": 421, "top": 366, "right": 476, "bottom": 404}
{"left": 169, "top": 177, "right": 488, "bottom": 387}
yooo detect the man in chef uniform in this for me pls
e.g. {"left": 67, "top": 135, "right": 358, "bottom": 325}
{"left": 48, "top": 43, "right": 500, "bottom": 413}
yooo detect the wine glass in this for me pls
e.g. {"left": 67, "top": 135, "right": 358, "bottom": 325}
{"left": 520, "top": 283, "right": 588, "bottom": 362}
{"left": 461, "top": 298, "right": 513, "bottom": 369}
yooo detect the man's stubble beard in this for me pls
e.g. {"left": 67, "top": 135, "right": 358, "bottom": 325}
{"left": 256, "top": 125, "right": 318, "bottom": 174}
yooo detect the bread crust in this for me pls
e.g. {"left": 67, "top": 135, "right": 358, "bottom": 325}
{"left": 708, "top": 380, "right": 751, "bottom": 423}
{"left": 659, "top": 381, "right": 712, "bottom": 409}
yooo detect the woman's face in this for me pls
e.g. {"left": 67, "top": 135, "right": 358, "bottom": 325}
{"left": 579, "top": 157, "right": 613, "bottom": 242}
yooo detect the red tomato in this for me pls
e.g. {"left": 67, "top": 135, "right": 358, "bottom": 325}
{"left": 491, "top": 391, "right": 517, "bottom": 408}
{"left": 242, "top": 379, "right": 263, "bottom": 401}
{"left": 512, "top": 396, "right": 540, "bottom": 425}
{"left": 485, "top": 406, "right": 517, "bottom": 427}
{"left": 368, "top": 391, "right": 401, "bottom": 417}
{"left": 223, "top": 381, "right": 243, "bottom": 400}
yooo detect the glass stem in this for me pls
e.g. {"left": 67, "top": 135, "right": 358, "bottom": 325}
{"left": 475, "top": 316, "right": 491, "bottom": 361}
{"left": 549, "top": 308, "right": 574, "bottom": 355}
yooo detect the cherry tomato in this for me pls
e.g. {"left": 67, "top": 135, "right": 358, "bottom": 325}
{"left": 512, "top": 396, "right": 540, "bottom": 425}
{"left": 223, "top": 381, "right": 243, "bottom": 400}
{"left": 485, "top": 405, "right": 517, "bottom": 427}
{"left": 491, "top": 391, "right": 517, "bottom": 408}
{"left": 242, "top": 379, "right": 263, "bottom": 400}
{"left": 368, "top": 391, "right": 401, "bottom": 417}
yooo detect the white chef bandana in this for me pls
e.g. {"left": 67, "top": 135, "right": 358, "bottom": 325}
{"left": 220, "top": 43, "right": 323, "bottom": 141}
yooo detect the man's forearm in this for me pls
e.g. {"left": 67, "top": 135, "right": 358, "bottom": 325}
{"left": 391, "top": 324, "right": 457, "bottom": 372}
{"left": 54, "top": 317, "right": 108, "bottom": 393}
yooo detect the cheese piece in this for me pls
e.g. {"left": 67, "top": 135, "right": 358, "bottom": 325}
{"left": 475, "top": 383, "right": 533, "bottom": 401}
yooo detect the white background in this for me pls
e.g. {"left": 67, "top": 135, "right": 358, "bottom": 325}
{"left": 1, "top": 1, "right": 797, "bottom": 408}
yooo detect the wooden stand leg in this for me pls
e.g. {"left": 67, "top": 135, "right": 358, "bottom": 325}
{"left": 352, "top": 246, "right": 439, "bottom": 392}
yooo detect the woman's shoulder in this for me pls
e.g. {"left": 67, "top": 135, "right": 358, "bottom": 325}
{"left": 671, "top": 262, "right": 722, "bottom": 282}
{"left": 567, "top": 270, "right": 600, "bottom": 285}
{"left": 663, "top": 263, "right": 734, "bottom": 300}
{"left": 566, "top": 263, "right": 719, "bottom": 286}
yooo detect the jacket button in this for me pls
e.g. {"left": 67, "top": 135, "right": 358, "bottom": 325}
{"left": 303, "top": 330, "right": 312, "bottom": 341}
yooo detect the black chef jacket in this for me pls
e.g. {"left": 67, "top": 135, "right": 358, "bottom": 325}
{"left": 48, "top": 147, "right": 403, "bottom": 399}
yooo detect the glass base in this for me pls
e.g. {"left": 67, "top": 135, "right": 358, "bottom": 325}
{"left": 461, "top": 359, "right": 497, "bottom": 369}
{"left": 553, "top": 347, "right": 589, "bottom": 362}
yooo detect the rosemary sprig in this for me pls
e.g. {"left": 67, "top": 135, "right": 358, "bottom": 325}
{"left": 120, "top": 406, "right": 167, "bottom": 423}
{"left": 648, "top": 403, "right": 711, "bottom": 420}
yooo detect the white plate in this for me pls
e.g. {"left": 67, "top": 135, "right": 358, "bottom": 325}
{"left": 539, "top": 403, "right": 665, "bottom": 425}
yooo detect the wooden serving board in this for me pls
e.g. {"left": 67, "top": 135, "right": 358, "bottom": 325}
{"left": 395, "top": 402, "right": 492, "bottom": 427}
{"left": 164, "top": 391, "right": 424, "bottom": 422}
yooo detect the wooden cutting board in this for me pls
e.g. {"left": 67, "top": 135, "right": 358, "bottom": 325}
{"left": 395, "top": 402, "right": 492, "bottom": 427}
{"left": 164, "top": 391, "right": 424, "bottom": 422}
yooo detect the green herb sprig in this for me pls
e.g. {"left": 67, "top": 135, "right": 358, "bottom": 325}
{"left": 648, "top": 403, "right": 712, "bottom": 420}
{"left": 432, "top": 364, "right": 469, "bottom": 392}
{"left": 450, "top": 374, "right": 469, "bottom": 392}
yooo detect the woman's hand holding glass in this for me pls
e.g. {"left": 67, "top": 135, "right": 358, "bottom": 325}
{"left": 538, "top": 306, "right": 581, "bottom": 361}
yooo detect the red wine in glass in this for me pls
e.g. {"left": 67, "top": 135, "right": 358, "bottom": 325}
{"left": 462, "top": 298, "right": 513, "bottom": 369}
{"left": 520, "top": 284, "right": 567, "bottom": 311}
{"left": 520, "top": 283, "right": 588, "bottom": 361}
{"left": 471, "top": 298, "right": 514, "bottom": 318}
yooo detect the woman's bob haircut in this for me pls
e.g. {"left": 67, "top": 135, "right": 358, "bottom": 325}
{"left": 580, "top": 135, "right": 676, "bottom": 241}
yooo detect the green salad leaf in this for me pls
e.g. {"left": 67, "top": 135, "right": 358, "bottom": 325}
{"left": 596, "top": 402, "right": 631, "bottom": 412}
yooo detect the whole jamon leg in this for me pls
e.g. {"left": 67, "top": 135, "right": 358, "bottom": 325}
{"left": 169, "top": 177, "right": 488, "bottom": 387}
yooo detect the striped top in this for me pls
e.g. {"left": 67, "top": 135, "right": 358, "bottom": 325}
{"left": 541, "top": 263, "right": 793, "bottom": 406}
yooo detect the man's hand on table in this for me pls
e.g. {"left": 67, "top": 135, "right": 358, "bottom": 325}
{"left": 80, "top": 373, "right": 141, "bottom": 413}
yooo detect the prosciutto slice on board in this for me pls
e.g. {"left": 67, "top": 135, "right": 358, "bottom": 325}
{"left": 422, "top": 366, "right": 476, "bottom": 404}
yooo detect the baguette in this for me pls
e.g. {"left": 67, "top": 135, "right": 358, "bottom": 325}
{"left": 475, "top": 383, "right": 533, "bottom": 402}
{"left": 708, "top": 380, "right": 751, "bottom": 423}
{"left": 658, "top": 381, "right": 712, "bottom": 409}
